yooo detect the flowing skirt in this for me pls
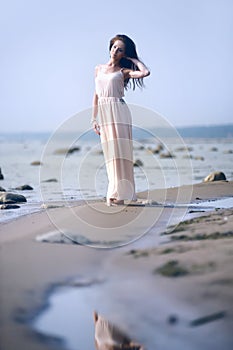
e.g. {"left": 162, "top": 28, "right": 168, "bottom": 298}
{"left": 98, "top": 97, "right": 136, "bottom": 202}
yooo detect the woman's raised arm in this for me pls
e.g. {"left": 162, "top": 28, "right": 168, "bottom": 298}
{"left": 123, "top": 57, "right": 150, "bottom": 79}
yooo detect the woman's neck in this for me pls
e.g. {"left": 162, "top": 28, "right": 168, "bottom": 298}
{"left": 107, "top": 58, "right": 120, "bottom": 68}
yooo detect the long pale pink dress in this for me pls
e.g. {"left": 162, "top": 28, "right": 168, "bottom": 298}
{"left": 95, "top": 65, "right": 136, "bottom": 202}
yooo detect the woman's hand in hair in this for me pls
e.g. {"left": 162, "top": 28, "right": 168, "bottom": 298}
{"left": 123, "top": 57, "right": 150, "bottom": 79}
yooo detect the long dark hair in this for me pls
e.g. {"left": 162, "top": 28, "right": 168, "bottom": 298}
{"left": 109, "top": 34, "right": 145, "bottom": 90}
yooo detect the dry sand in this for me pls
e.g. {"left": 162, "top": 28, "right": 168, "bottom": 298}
{"left": 0, "top": 181, "right": 233, "bottom": 350}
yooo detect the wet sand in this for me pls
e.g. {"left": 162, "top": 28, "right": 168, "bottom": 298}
{"left": 0, "top": 181, "right": 233, "bottom": 350}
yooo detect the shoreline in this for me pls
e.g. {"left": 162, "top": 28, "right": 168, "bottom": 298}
{"left": 0, "top": 181, "right": 233, "bottom": 349}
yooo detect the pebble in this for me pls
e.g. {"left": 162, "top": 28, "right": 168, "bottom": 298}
{"left": 30, "top": 161, "right": 42, "bottom": 166}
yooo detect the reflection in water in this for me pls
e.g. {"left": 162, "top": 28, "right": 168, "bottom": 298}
{"left": 93, "top": 311, "right": 144, "bottom": 350}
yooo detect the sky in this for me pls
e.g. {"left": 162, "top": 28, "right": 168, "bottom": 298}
{"left": 1, "top": 0, "right": 233, "bottom": 132}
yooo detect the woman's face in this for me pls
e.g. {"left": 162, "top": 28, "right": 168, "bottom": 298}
{"left": 110, "top": 40, "right": 125, "bottom": 62}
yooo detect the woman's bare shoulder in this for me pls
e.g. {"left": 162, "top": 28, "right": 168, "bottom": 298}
{"left": 95, "top": 64, "right": 107, "bottom": 70}
{"left": 94, "top": 64, "right": 106, "bottom": 76}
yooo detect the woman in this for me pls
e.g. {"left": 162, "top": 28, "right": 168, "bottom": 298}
{"left": 91, "top": 34, "right": 150, "bottom": 206}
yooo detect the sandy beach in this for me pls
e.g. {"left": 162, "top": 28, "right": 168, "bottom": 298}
{"left": 0, "top": 181, "right": 233, "bottom": 350}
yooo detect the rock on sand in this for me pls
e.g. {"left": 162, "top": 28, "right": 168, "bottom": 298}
{"left": 204, "top": 171, "right": 227, "bottom": 182}
{"left": 0, "top": 192, "right": 27, "bottom": 204}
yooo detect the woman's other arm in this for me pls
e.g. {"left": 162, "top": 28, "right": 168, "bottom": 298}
{"left": 91, "top": 92, "right": 100, "bottom": 135}
{"left": 91, "top": 66, "right": 100, "bottom": 135}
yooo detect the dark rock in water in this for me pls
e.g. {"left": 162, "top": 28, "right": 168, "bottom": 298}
{"left": 160, "top": 152, "right": 175, "bottom": 159}
{"left": 41, "top": 178, "right": 58, "bottom": 183}
{"left": 175, "top": 146, "right": 193, "bottom": 152}
{"left": 189, "top": 311, "right": 226, "bottom": 327}
{"left": 30, "top": 160, "right": 42, "bottom": 166}
{"left": 183, "top": 154, "right": 193, "bottom": 159}
{"left": 223, "top": 149, "right": 233, "bottom": 154}
{"left": 194, "top": 156, "right": 205, "bottom": 161}
{"left": 0, "top": 186, "right": 6, "bottom": 192}
{"left": 148, "top": 143, "right": 164, "bottom": 154}
{"left": 133, "top": 159, "right": 143, "bottom": 167}
{"left": 15, "top": 184, "right": 33, "bottom": 190}
{"left": 0, "top": 204, "right": 20, "bottom": 210}
{"left": 0, "top": 168, "right": 4, "bottom": 180}
{"left": 94, "top": 149, "right": 103, "bottom": 155}
{"left": 0, "top": 192, "right": 27, "bottom": 204}
{"left": 54, "top": 146, "right": 81, "bottom": 155}
{"left": 68, "top": 146, "right": 81, "bottom": 154}
{"left": 167, "top": 315, "right": 179, "bottom": 325}
{"left": 54, "top": 148, "right": 68, "bottom": 155}
{"left": 204, "top": 171, "right": 227, "bottom": 182}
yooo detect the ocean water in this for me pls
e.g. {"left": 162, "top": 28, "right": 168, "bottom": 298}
{"left": 0, "top": 130, "right": 233, "bottom": 222}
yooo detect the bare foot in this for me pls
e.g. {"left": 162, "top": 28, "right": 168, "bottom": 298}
{"left": 106, "top": 198, "right": 124, "bottom": 206}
